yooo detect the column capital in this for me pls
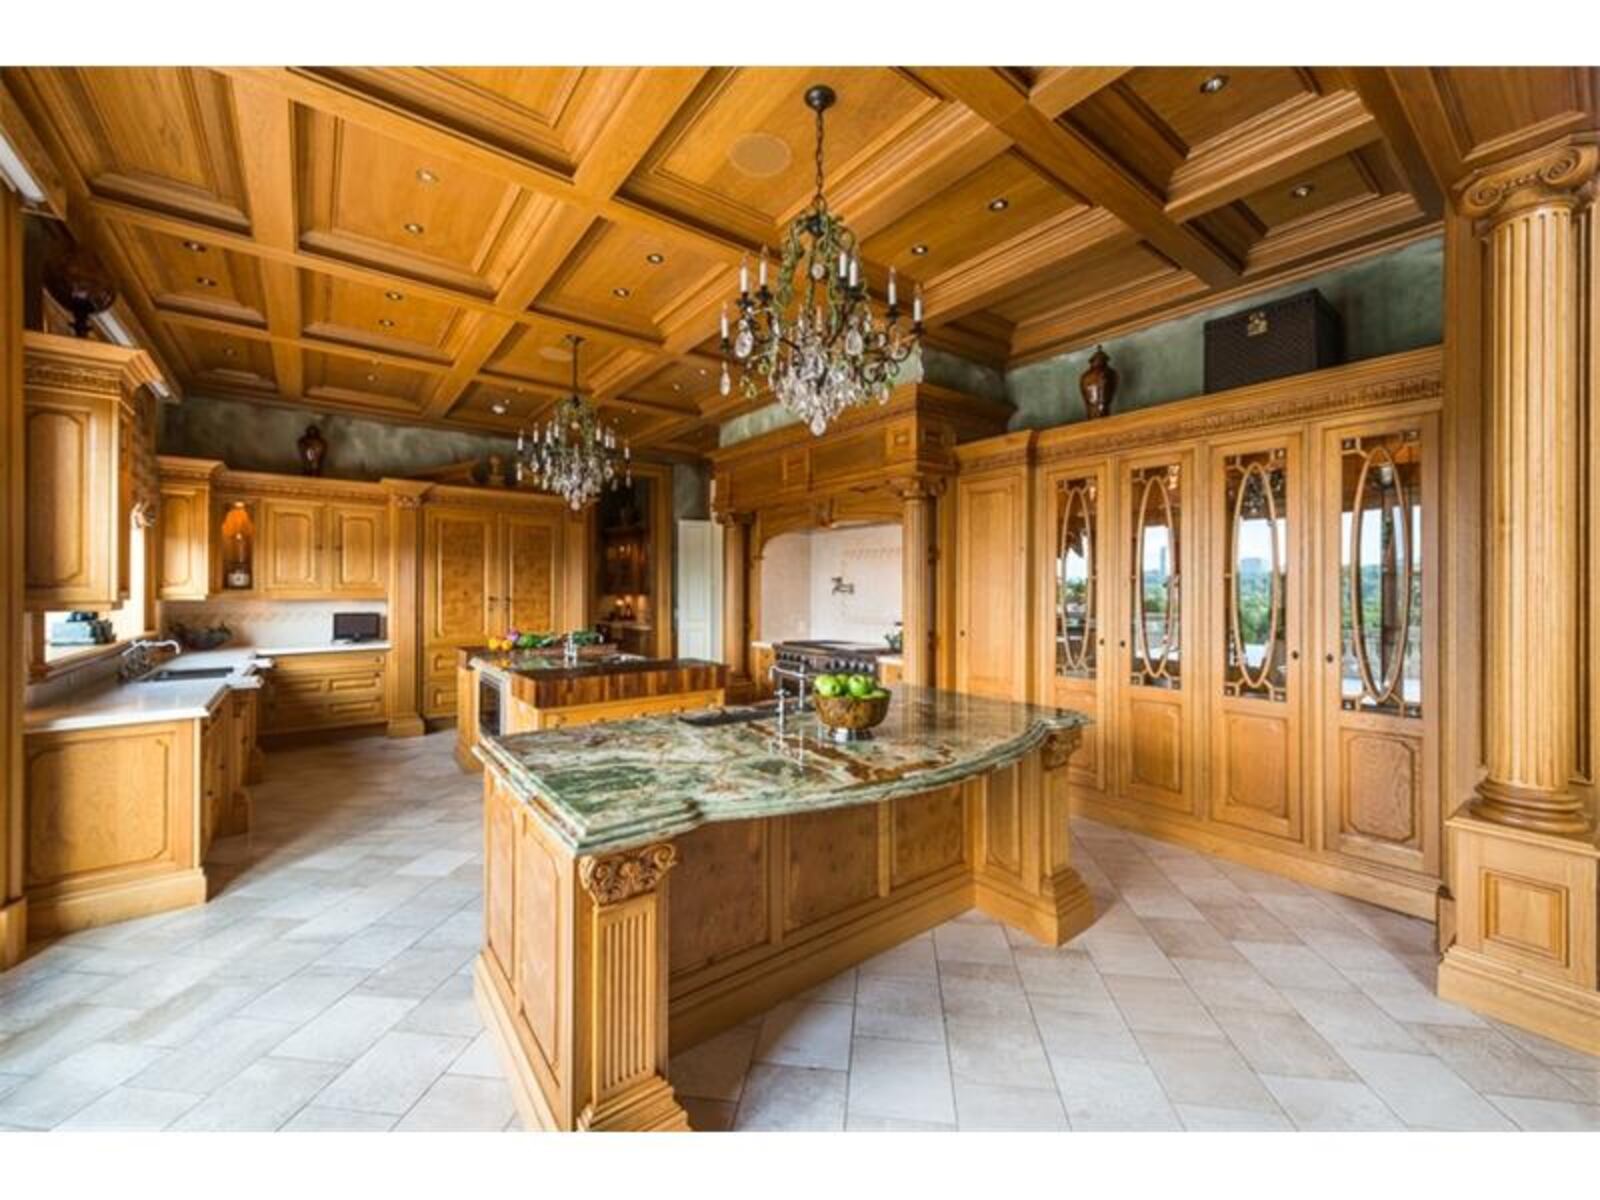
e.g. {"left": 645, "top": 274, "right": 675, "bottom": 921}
{"left": 579, "top": 843, "right": 679, "bottom": 906}
{"left": 888, "top": 474, "right": 947, "bottom": 502}
{"left": 712, "top": 509, "right": 754, "bottom": 528}
{"left": 1458, "top": 138, "right": 1598, "bottom": 228}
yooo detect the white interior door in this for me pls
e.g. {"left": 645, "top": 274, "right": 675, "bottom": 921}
{"left": 675, "top": 519, "right": 723, "bottom": 661}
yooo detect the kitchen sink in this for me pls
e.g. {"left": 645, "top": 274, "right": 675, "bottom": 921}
{"left": 139, "top": 667, "right": 236, "bottom": 682}
{"left": 677, "top": 700, "right": 787, "bottom": 727}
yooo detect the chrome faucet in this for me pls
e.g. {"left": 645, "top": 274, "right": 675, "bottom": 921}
{"left": 119, "top": 638, "right": 181, "bottom": 682}
{"left": 562, "top": 631, "right": 578, "bottom": 665}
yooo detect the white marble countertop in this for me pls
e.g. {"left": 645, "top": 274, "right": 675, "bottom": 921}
{"left": 25, "top": 648, "right": 266, "bottom": 734}
{"left": 252, "top": 640, "right": 390, "bottom": 655}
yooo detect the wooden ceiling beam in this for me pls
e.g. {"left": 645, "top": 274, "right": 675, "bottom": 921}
{"left": 1346, "top": 69, "right": 1447, "bottom": 218}
{"left": 1027, "top": 67, "right": 1131, "bottom": 118}
{"left": 911, "top": 67, "right": 1240, "bottom": 288}
{"left": 1009, "top": 266, "right": 1209, "bottom": 359}
{"left": 1163, "top": 90, "right": 1384, "bottom": 223}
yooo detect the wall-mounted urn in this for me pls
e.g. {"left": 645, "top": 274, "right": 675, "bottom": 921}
{"left": 1078, "top": 345, "right": 1118, "bottom": 420}
{"left": 297, "top": 424, "right": 328, "bottom": 476}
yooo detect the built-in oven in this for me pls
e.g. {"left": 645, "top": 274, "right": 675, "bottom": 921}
{"left": 478, "top": 669, "right": 506, "bottom": 739}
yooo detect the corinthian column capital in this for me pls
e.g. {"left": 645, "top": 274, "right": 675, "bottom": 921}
{"left": 1458, "top": 139, "right": 1598, "bottom": 228}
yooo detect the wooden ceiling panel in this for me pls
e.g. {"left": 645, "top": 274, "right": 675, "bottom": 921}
{"left": 300, "top": 67, "right": 629, "bottom": 173}
{"left": 304, "top": 350, "right": 433, "bottom": 413}
{"left": 116, "top": 224, "right": 269, "bottom": 326}
{"left": 300, "top": 273, "right": 467, "bottom": 362}
{"left": 455, "top": 379, "right": 551, "bottom": 428}
{"left": 989, "top": 239, "right": 1177, "bottom": 324}
{"left": 485, "top": 321, "right": 633, "bottom": 389}
{"left": 620, "top": 359, "right": 719, "bottom": 414}
{"left": 296, "top": 108, "right": 558, "bottom": 294}
{"left": 861, "top": 151, "right": 1085, "bottom": 280}
{"left": 623, "top": 67, "right": 940, "bottom": 241}
{"left": 535, "top": 218, "right": 722, "bottom": 339}
{"left": 20, "top": 68, "right": 251, "bottom": 229}
{"left": 1061, "top": 83, "right": 1185, "bottom": 195}
{"left": 167, "top": 324, "right": 278, "bottom": 394}
{"left": 1240, "top": 152, "right": 1379, "bottom": 231}
{"left": 1122, "top": 67, "right": 1314, "bottom": 152}
{"left": 1186, "top": 204, "right": 1263, "bottom": 265}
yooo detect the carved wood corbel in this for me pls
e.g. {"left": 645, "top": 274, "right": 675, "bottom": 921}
{"left": 578, "top": 843, "right": 679, "bottom": 906}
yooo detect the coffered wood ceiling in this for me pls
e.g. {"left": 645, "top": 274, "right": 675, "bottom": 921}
{"left": 2, "top": 65, "right": 1592, "bottom": 455}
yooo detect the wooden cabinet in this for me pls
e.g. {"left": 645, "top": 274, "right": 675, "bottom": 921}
{"left": 261, "top": 499, "right": 326, "bottom": 595}
{"left": 1012, "top": 350, "right": 1445, "bottom": 919}
{"left": 329, "top": 503, "right": 388, "bottom": 597}
{"left": 261, "top": 651, "right": 388, "bottom": 734}
{"left": 156, "top": 458, "right": 223, "bottom": 601}
{"left": 954, "top": 434, "right": 1033, "bottom": 702}
{"left": 422, "top": 504, "right": 564, "bottom": 719}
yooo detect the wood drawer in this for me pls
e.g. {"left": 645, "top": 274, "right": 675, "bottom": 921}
{"left": 426, "top": 647, "right": 460, "bottom": 676}
{"left": 424, "top": 678, "right": 457, "bottom": 718}
{"left": 273, "top": 651, "right": 386, "bottom": 674}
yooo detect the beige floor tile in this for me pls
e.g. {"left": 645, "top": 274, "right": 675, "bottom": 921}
{"left": 846, "top": 1036, "right": 955, "bottom": 1124}
{"left": 857, "top": 934, "right": 938, "bottom": 982}
{"left": 1144, "top": 917, "right": 1245, "bottom": 963}
{"left": 933, "top": 921, "right": 1014, "bottom": 965}
{"left": 1338, "top": 1048, "right": 1514, "bottom": 1130}
{"left": 1341, "top": 968, "right": 1486, "bottom": 1027}
{"left": 1483, "top": 1093, "right": 1600, "bottom": 1131}
{"left": 172, "top": 1057, "right": 341, "bottom": 1131}
{"left": 853, "top": 975, "right": 946, "bottom": 1044}
{"left": 273, "top": 994, "right": 419, "bottom": 1064}
{"left": 1406, "top": 1023, "right": 1586, "bottom": 1102}
{"left": 1279, "top": 986, "right": 1423, "bottom": 1053}
{"left": 1260, "top": 1074, "right": 1405, "bottom": 1130}
{"left": 1028, "top": 994, "right": 1144, "bottom": 1064}
{"left": 1210, "top": 1006, "right": 1356, "bottom": 1081}
{"left": 1049, "top": 1055, "right": 1181, "bottom": 1131}
{"left": 1177, "top": 1103, "right": 1293, "bottom": 1131}
{"left": 1171, "top": 957, "right": 1294, "bottom": 1013}
{"left": 795, "top": 969, "right": 858, "bottom": 1004}
{"left": 239, "top": 967, "right": 368, "bottom": 1025}
{"left": 1135, "top": 1030, "right": 1282, "bottom": 1114}
{"left": 447, "top": 1031, "right": 504, "bottom": 1079}
{"left": 753, "top": 999, "right": 854, "bottom": 1070}
{"left": 1196, "top": 903, "right": 1301, "bottom": 944}
{"left": 954, "top": 1081, "right": 1067, "bottom": 1130}
{"left": 936, "top": 960, "right": 1032, "bottom": 1022}
{"left": 845, "top": 1113, "right": 956, "bottom": 1131}
{"left": 1103, "top": 974, "right": 1223, "bottom": 1038}
{"left": 1080, "top": 931, "right": 1182, "bottom": 979}
{"left": 1232, "top": 941, "right": 1354, "bottom": 991}
{"left": 281, "top": 1106, "right": 399, "bottom": 1132}
{"left": 734, "top": 1063, "right": 847, "bottom": 1131}
{"left": 946, "top": 1017, "right": 1054, "bottom": 1089}
{"left": 55, "top": 1085, "right": 201, "bottom": 1131}
{"left": 131, "top": 1016, "right": 294, "bottom": 1094}
{"left": 314, "top": 1030, "right": 471, "bottom": 1116}
{"left": 0, "top": 1041, "right": 166, "bottom": 1129}
{"left": 396, "top": 1073, "right": 515, "bottom": 1131}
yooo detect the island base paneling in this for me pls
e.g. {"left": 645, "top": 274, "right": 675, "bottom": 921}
{"left": 475, "top": 730, "right": 1089, "bottom": 1132}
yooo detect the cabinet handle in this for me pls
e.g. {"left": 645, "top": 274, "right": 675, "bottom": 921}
{"left": 1324, "top": 653, "right": 1335, "bottom": 664}
{"left": 1290, "top": 650, "right": 1300, "bottom": 661}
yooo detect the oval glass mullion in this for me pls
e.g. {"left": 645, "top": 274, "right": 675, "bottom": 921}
{"left": 1351, "top": 446, "right": 1413, "bottom": 707}
{"left": 1057, "top": 481, "right": 1095, "bottom": 676}
{"left": 1230, "top": 462, "right": 1279, "bottom": 692}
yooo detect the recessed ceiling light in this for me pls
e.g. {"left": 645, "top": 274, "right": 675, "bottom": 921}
{"left": 646, "top": 252, "right": 665, "bottom": 265}
{"left": 182, "top": 239, "right": 207, "bottom": 253}
{"left": 365, "top": 373, "right": 378, "bottom": 382}
{"left": 378, "top": 318, "right": 395, "bottom": 328}
{"left": 490, "top": 400, "right": 508, "bottom": 415}
{"left": 698, "top": 368, "right": 708, "bottom": 376}
{"left": 195, "top": 276, "right": 217, "bottom": 287}
{"left": 222, "top": 347, "right": 236, "bottom": 358}
{"left": 1200, "top": 73, "right": 1229, "bottom": 94}
{"left": 384, "top": 290, "right": 404, "bottom": 301}
{"left": 612, "top": 287, "right": 631, "bottom": 298}
{"left": 987, "top": 197, "right": 1009, "bottom": 212}
{"left": 1290, "top": 182, "right": 1316, "bottom": 199}
{"left": 671, "top": 382, "right": 682, "bottom": 392}
{"left": 910, "top": 243, "right": 930, "bottom": 256}
{"left": 403, "top": 222, "right": 425, "bottom": 236}
{"left": 416, "top": 168, "right": 439, "bottom": 184}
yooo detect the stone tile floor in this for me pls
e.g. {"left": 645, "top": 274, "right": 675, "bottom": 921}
{"left": 1, "top": 730, "right": 1597, "bottom": 1132}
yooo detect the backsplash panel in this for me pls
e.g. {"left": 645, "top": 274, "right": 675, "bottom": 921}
{"left": 161, "top": 597, "right": 387, "bottom": 648}
{"left": 759, "top": 523, "right": 902, "bottom": 646}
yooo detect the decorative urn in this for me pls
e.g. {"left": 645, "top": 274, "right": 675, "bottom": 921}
{"left": 1078, "top": 345, "right": 1118, "bottom": 420}
{"left": 297, "top": 424, "right": 328, "bottom": 476}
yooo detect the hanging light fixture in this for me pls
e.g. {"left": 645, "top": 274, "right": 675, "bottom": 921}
{"left": 720, "top": 84, "right": 923, "bottom": 436}
{"left": 516, "top": 334, "right": 630, "bottom": 511}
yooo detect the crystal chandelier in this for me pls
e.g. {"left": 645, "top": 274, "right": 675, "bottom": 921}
{"left": 720, "top": 84, "right": 923, "bottom": 436}
{"left": 516, "top": 334, "right": 630, "bottom": 511}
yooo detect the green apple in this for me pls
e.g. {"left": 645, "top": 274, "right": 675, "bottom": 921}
{"left": 866, "top": 688, "right": 889, "bottom": 700}
{"left": 846, "top": 674, "right": 874, "bottom": 698}
{"left": 813, "top": 674, "right": 844, "bottom": 698}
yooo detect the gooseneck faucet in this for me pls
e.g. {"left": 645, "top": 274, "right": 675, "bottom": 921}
{"left": 118, "top": 638, "right": 181, "bottom": 682}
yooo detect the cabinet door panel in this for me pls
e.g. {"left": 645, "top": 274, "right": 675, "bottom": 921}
{"left": 25, "top": 395, "right": 119, "bottom": 608}
{"left": 501, "top": 512, "right": 559, "bottom": 635}
{"left": 424, "top": 507, "right": 497, "bottom": 645}
{"left": 1044, "top": 463, "right": 1110, "bottom": 795}
{"left": 330, "top": 504, "right": 387, "bottom": 596}
{"left": 957, "top": 470, "right": 1028, "bottom": 700}
{"left": 158, "top": 484, "right": 210, "bottom": 600}
{"left": 261, "top": 501, "right": 325, "bottom": 594}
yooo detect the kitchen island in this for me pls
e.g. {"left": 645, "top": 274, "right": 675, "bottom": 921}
{"left": 473, "top": 685, "right": 1091, "bottom": 1131}
{"left": 455, "top": 647, "right": 727, "bottom": 770}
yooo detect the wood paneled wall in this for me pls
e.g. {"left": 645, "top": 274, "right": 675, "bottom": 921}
{"left": 0, "top": 186, "right": 25, "bottom": 967}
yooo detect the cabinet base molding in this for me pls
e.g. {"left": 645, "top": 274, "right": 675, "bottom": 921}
{"left": 1438, "top": 948, "right": 1600, "bottom": 1056}
{"left": 26, "top": 869, "right": 207, "bottom": 940}
{"left": 976, "top": 868, "right": 1096, "bottom": 948}
{"left": 0, "top": 898, "right": 27, "bottom": 969}
{"left": 1072, "top": 794, "right": 1440, "bottom": 921}
{"left": 387, "top": 715, "right": 427, "bottom": 739}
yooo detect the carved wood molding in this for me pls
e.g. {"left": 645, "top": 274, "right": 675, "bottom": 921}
{"left": 1458, "top": 139, "right": 1599, "bottom": 227}
{"left": 579, "top": 843, "right": 679, "bottom": 906}
{"left": 23, "top": 358, "right": 125, "bottom": 395}
{"left": 1042, "top": 726, "right": 1084, "bottom": 770}
{"left": 1035, "top": 370, "right": 1442, "bottom": 464}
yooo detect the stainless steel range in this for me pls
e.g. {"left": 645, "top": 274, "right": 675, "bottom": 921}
{"left": 770, "top": 639, "right": 886, "bottom": 695}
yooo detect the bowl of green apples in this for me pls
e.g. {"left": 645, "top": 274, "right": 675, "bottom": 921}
{"left": 810, "top": 672, "right": 891, "bottom": 741}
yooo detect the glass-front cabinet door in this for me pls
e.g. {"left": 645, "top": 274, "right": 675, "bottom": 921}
{"left": 1120, "top": 453, "right": 1193, "bottom": 813}
{"left": 1321, "top": 415, "right": 1438, "bottom": 878}
{"left": 1210, "top": 437, "right": 1303, "bottom": 841}
{"left": 1046, "top": 464, "right": 1108, "bottom": 792}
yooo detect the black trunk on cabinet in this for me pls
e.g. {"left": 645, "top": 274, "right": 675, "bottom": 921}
{"left": 1203, "top": 288, "right": 1343, "bottom": 393}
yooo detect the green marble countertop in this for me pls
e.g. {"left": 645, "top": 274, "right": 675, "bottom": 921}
{"left": 476, "top": 685, "right": 1090, "bottom": 856}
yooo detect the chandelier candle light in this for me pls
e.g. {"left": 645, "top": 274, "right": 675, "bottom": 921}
{"left": 721, "top": 84, "right": 924, "bottom": 436}
{"left": 516, "top": 334, "right": 631, "bottom": 511}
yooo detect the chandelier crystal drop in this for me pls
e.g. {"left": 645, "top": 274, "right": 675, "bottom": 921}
{"left": 515, "top": 334, "right": 630, "bottom": 511}
{"left": 722, "top": 84, "right": 923, "bottom": 437}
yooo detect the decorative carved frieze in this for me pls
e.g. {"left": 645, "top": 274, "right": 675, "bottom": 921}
{"left": 23, "top": 358, "right": 125, "bottom": 395}
{"left": 1459, "top": 139, "right": 1599, "bottom": 227}
{"left": 579, "top": 843, "right": 679, "bottom": 905}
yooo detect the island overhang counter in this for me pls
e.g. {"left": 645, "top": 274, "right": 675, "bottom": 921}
{"left": 473, "top": 685, "right": 1092, "bottom": 1132}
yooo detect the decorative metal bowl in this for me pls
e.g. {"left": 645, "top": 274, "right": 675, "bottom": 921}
{"left": 812, "top": 690, "right": 891, "bottom": 742}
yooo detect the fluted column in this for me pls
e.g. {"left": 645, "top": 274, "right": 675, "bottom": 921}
{"left": 894, "top": 477, "right": 941, "bottom": 687}
{"left": 1461, "top": 140, "right": 1598, "bottom": 836}
{"left": 717, "top": 512, "right": 753, "bottom": 689}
